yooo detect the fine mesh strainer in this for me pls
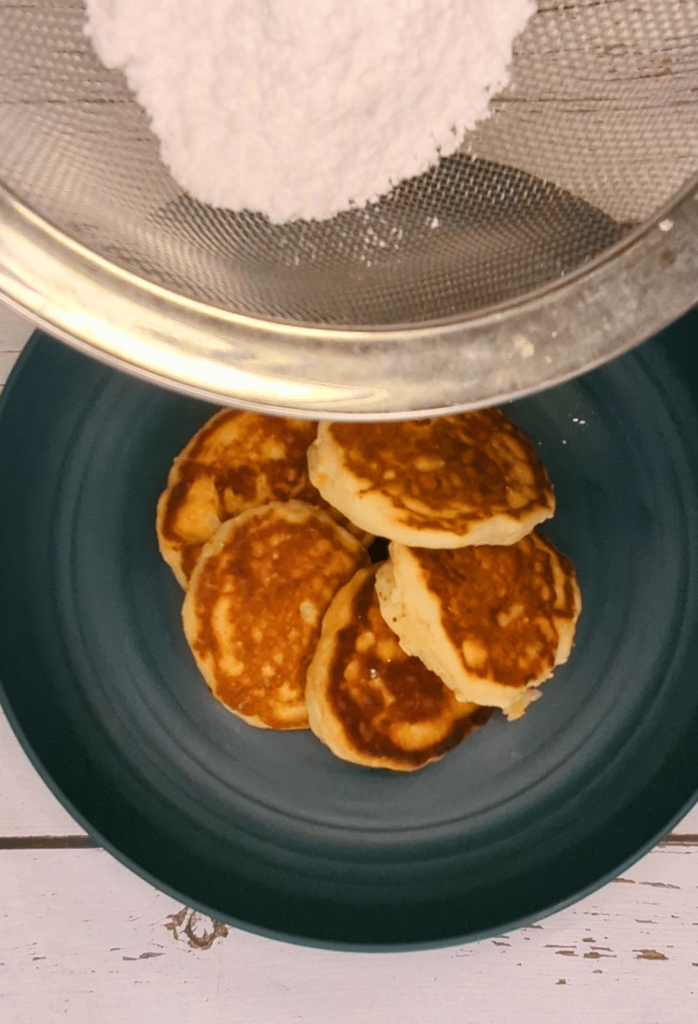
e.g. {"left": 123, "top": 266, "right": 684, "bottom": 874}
{"left": 1, "top": 0, "right": 698, "bottom": 417}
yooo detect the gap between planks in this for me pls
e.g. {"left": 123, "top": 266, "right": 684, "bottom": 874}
{"left": 0, "top": 835, "right": 98, "bottom": 849}
{"left": 1, "top": 833, "right": 698, "bottom": 850}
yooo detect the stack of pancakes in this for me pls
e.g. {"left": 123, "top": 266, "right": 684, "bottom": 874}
{"left": 157, "top": 409, "right": 581, "bottom": 772}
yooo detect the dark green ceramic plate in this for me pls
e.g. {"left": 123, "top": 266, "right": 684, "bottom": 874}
{"left": 2, "top": 321, "right": 698, "bottom": 951}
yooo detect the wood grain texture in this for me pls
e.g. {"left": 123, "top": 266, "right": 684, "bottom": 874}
{"left": 1, "top": 844, "right": 698, "bottom": 1024}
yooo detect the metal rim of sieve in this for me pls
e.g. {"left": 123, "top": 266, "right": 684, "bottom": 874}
{"left": 1, "top": 175, "right": 697, "bottom": 420}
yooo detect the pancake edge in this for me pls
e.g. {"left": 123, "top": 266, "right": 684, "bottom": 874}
{"left": 182, "top": 500, "right": 368, "bottom": 730}
{"left": 375, "top": 539, "right": 581, "bottom": 722}
{"left": 307, "top": 421, "right": 555, "bottom": 549}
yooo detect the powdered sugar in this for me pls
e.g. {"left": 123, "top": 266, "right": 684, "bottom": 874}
{"left": 84, "top": 0, "right": 535, "bottom": 224}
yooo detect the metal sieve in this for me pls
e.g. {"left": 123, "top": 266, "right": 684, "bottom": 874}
{"left": 1, "top": 0, "right": 698, "bottom": 417}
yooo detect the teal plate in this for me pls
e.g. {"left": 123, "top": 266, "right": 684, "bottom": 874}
{"left": 2, "top": 320, "right": 698, "bottom": 951}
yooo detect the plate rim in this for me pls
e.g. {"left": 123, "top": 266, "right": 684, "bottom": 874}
{"left": 2, "top": 330, "right": 698, "bottom": 951}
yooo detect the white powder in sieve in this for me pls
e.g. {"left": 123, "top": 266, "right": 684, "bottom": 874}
{"left": 84, "top": 0, "right": 535, "bottom": 224}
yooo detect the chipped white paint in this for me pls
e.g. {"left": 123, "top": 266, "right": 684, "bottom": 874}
{"left": 2, "top": 300, "right": 698, "bottom": 1021}
{"left": 2, "top": 841, "right": 698, "bottom": 1024}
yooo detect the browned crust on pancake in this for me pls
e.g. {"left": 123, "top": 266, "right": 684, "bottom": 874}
{"left": 307, "top": 411, "right": 555, "bottom": 548}
{"left": 307, "top": 565, "right": 492, "bottom": 770}
{"left": 182, "top": 501, "right": 370, "bottom": 729}
{"left": 376, "top": 533, "right": 582, "bottom": 720}
{"left": 157, "top": 410, "right": 370, "bottom": 588}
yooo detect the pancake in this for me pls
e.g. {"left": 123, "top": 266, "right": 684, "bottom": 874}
{"left": 376, "top": 533, "right": 581, "bottom": 721}
{"left": 182, "top": 501, "right": 370, "bottom": 730}
{"left": 157, "top": 409, "right": 370, "bottom": 588}
{"left": 307, "top": 410, "right": 555, "bottom": 548}
{"left": 307, "top": 564, "right": 493, "bottom": 771}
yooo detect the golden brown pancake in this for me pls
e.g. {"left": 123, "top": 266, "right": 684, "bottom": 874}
{"left": 376, "top": 533, "right": 581, "bottom": 721}
{"left": 307, "top": 410, "right": 555, "bottom": 549}
{"left": 307, "top": 565, "right": 492, "bottom": 770}
{"left": 157, "top": 409, "right": 370, "bottom": 588}
{"left": 182, "top": 501, "right": 370, "bottom": 729}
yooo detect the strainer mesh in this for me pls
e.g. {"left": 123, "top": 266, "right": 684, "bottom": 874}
{"left": 1, "top": 0, "right": 697, "bottom": 327}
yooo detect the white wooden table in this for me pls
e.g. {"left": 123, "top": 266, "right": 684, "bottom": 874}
{"left": 1, "top": 301, "right": 697, "bottom": 1023}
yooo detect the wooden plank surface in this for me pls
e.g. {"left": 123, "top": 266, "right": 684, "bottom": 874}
{"left": 2, "top": 301, "right": 698, "bottom": 1022}
{"left": 2, "top": 842, "right": 698, "bottom": 1023}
